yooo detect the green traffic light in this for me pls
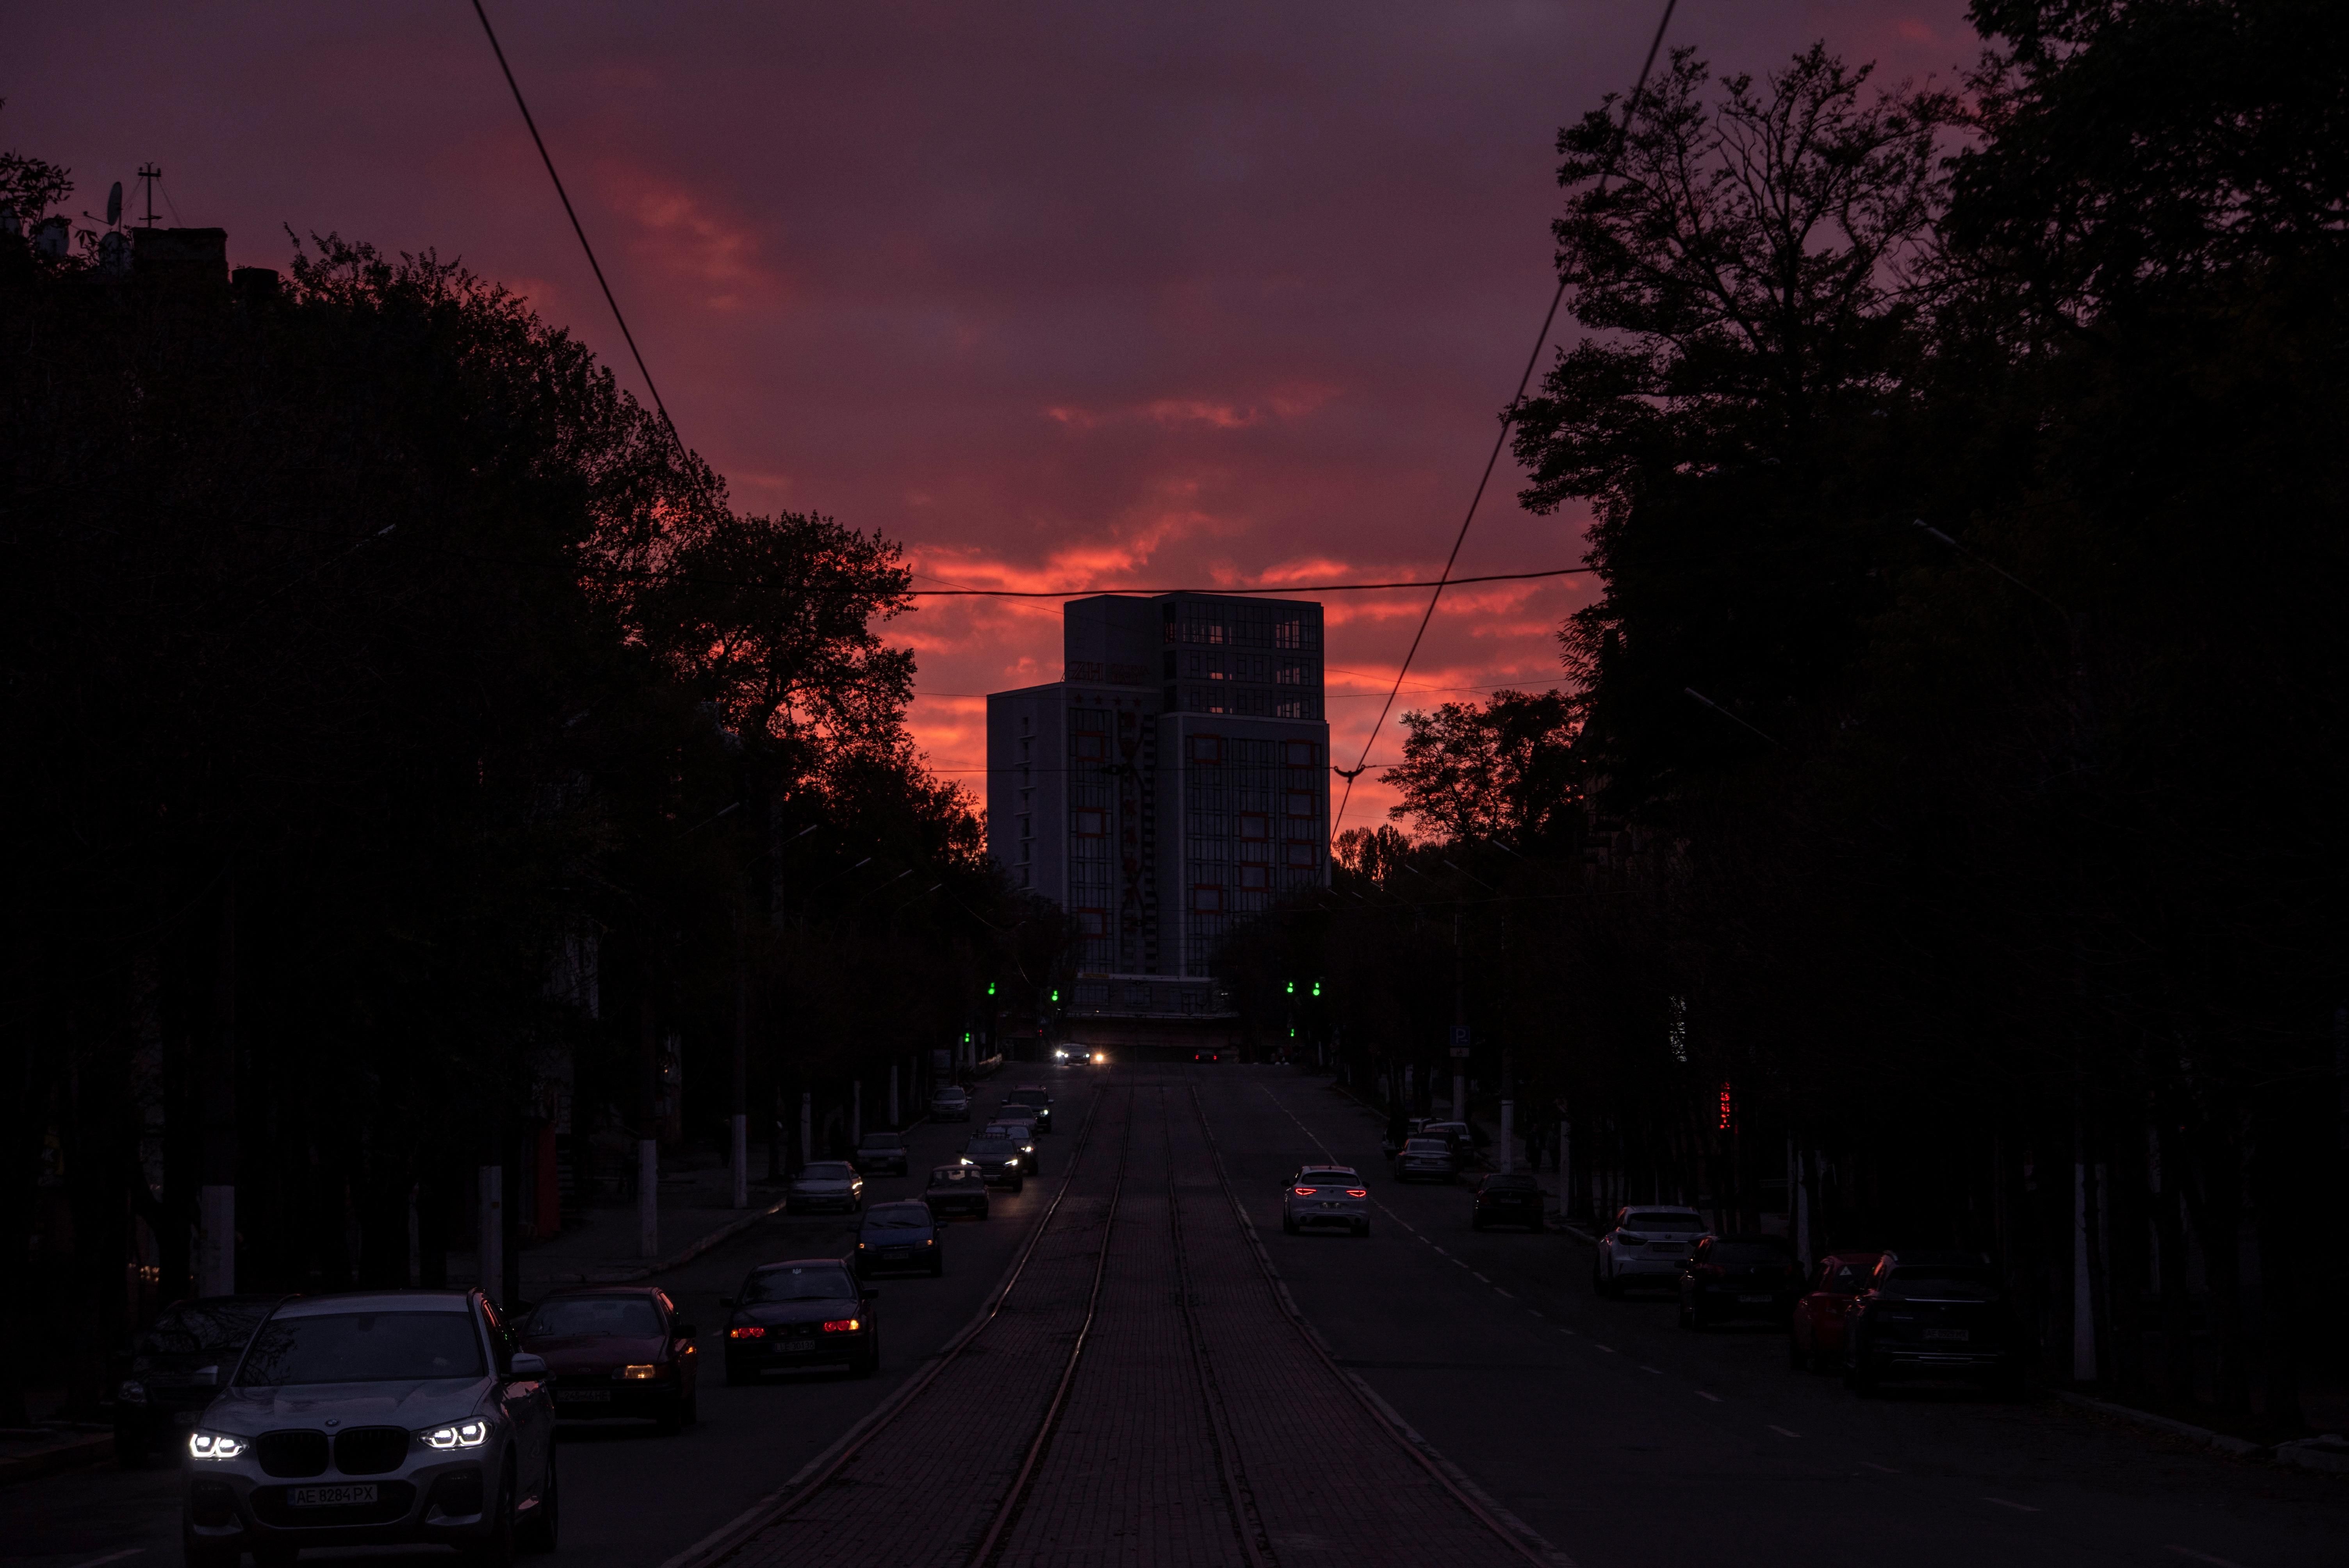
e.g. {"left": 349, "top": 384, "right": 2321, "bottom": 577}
{"left": 987, "top": 981, "right": 997, "bottom": 996}
{"left": 1050, "top": 989, "right": 1060, "bottom": 1003}
{"left": 1285, "top": 980, "right": 1295, "bottom": 994}
{"left": 963, "top": 1031, "right": 971, "bottom": 1043}
{"left": 1311, "top": 981, "right": 1321, "bottom": 997}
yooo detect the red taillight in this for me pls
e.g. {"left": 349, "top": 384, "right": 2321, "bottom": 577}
{"left": 1294, "top": 1187, "right": 1316, "bottom": 1196}
{"left": 728, "top": 1326, "right": 765, "bottom": 1339}
{"left": 1347, "top": 1189, "right": 1367, "bottom": 1197}
{"left": 822, "top": 1319, "right": 861, "bottom": 1334}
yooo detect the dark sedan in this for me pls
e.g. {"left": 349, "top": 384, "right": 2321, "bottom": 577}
{"left": 519, "top": 1287, "right": 699, "bottom": 1432}
{"left": 924, "top": 1163, "right": 991, "bottom": 1220}
{"left": 853, "top": 1129, "right": 911, "bottom": 1176}
{"left": 1000, "top": 1084, "right": 1054, "bottom": 1133}
{"left": 1391, "top": 1137, "right": 1459, "bottom": 1183}
{"left": 115, "top": 1295, "right": 281, "bottom": 1466}
{"left": 855, "top": 1201, "right": 945, "bottom": 1278}
{"left": 1679, "top": 1236, "right": 1798, "bottom": 1328}
{"left": 1469, "top": 1173, "right": 1545, "bottom": 1231}
{"left": 1843, "top": 1250, "right": 2027, "bottom": 1396}
{"left": 961, "top": 1135, "right": 1028, "bottom": 1190}
{"left": 721, "top": 1260, "right": 879, "bottom": 1383}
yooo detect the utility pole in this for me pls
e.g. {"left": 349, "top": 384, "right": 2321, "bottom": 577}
{"left": 1450, "top": 912, "right": 1468, "bottom": 1123}
{"left": 1499, "top": 1047, "right": 1515, "bottom": 1173}
{"left": 637, "top": 996, "right": 659, "bottom": 1260}
{"left": 731, "top": 889, "right": 749, "bottom": 1210}
{"left": 799, "top": 1090, "right": 813, "bottom": 1169}
{"left": 198, "top": 869, "right": 239, "bottom": 1297}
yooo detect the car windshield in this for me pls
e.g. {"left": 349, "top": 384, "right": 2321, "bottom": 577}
{"left": 981, "top": 1125, "right": 1029, "bottom": 1140}
{"left": 934, "top": 1089, "right": 967, "bottom": 1102}
{"left": 527, "top": 1297, "right": 663, "bottom": 1338}
{"left": 929, "top": 1167, "right": 976, "bottom": 1184}
{"left": 1623, "top": 1213, "right": 1704, "bottom": 1232}
{"left": 859, "top": 1133, "right": 904, "bottom": 1150}
{"left": 1298, "top": 1172, "right": 1356, "bottom": 1186}
{"left": 965, "top": 1139, "right": 1014, "bottom": 1156}
{"left": 143, "top": 1301, "right": 272, "bottom": 1356}
{"left": 800, "top": 1163, "right": 855, "bottom": 1181}
{"left": 236, "top": 1312, "right": 484, "bottom": 1386}
{"left": 1711, "top": 1244, "right": 1790, "bottom": 1266}
{"left": 1484, "top": 1175, "right": 1538, "bottom": 1191}
{"left": 743, "top": 1267, "right": 858, "bottom": 1304}
{"left": 1403, "top": 1140, "right": 1450, "bottom": 1153}
{"left": 1004, "top": 1091, "right": 1048, "bottom": 1106}
{"left": 863, "top": 1206, "right": 932, "bottom": 1231}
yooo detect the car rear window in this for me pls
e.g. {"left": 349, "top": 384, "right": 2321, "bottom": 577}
{"left": 237, "top": 1312, "right": 484, "bottom": 1386}
{"left": 930, "top": 1167, "right": 976, "bottom": 1183}
{"left": 1483, "top": 1175, "right": 1538, "bottom": 1191}
{"left": 1624, "top": 1212, "right": 1704, "bottom": 1231}
{"left": 864, "top": 1206, "right": 932, "bottom": 1230}
{"left": 1403, "top": 1139, "right": 1450, "bottom": 1153}
{"left": 982, "top": 1124, "right": 1027, "bottom": 1139}
{"left": 1711, "top": 1243, "right": 1791, "bottom": 1266}
{"left": 1299, "top": 1172, "right": 1357, "bottom": 1186}
{"left": 528, "top": 1297, "right": 662, "bottom": 1338}
{"left": 802, "top": 1162, "right": 855, "bottom": 1178}
{"left": 743, "top": 1267, "right": 857, "bottom": 1303}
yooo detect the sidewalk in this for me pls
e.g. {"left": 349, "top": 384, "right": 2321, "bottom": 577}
{"left": 447, "top": 1146, "right": 793, "bottom": 1299}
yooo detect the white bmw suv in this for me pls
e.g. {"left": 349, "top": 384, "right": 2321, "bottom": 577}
{"left": 1592, "top": 1205, "right": 1710, "bottom": 1295}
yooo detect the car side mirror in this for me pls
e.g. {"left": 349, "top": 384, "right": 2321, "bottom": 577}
{"left": 509, "top": 1352, "right": 549, "bottom": 1379}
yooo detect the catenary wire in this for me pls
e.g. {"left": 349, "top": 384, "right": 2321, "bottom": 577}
{"left": 908, "top": 565, "right": 1596, "bottom": 597}
{"left": 1331, "top": 0, "right": 1679, "bottom": 834}
{"left": 468, "top": 0, "right": 697, "bottom": 483}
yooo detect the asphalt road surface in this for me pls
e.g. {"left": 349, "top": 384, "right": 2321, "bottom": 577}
{"left": 7, "top": 1064, "right": 2342, "bottom": 1568}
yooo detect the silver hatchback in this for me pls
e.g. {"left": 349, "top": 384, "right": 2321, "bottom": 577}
{"left": 181, "top": 1290, "right": 556, "bottom": 1568}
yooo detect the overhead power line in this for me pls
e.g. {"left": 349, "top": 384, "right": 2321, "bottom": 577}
{"left": 908, "top": 565, "right": 1597, "bottom": 598}
{"left": 468, "top": 0, "right": 695, "bottom": 480}
{"left": 1331, "top": 0, "right": 1680, "bottom": 832}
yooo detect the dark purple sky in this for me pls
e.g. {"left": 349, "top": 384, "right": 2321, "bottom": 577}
{"left": 14, "top": 0, "right": 1973, "bottom": 828}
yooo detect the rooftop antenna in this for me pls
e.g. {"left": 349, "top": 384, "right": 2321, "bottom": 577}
{"left": 136, "top": 164, "right": 162, "bottom": 228}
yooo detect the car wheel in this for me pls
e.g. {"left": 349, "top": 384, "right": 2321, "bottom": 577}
{"left": 517, "top": 1447, "right": 558, "bottom": 1552}
{"left": 463, "top": 1465, "right": 517, "bottom": 1568}
{"left": 184, "top": 1534, "right": 238, "bottom": 1568}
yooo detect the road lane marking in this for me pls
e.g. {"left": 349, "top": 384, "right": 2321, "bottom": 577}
{"left": 1983, "top": 1498, "right": 2040, "bottom": 1513}
{"left": 1768, "top": 1425, "right": 1801, "bottom": 1439}
{"left": 1859, "top": 1462, "right": 1898, "bottom": 1474}
{"left": 1431, "top": 1245, "right": 1450, "bottom": 1256}
{"left": 1637, "top": 1365, "right": 1662, "bottom": 1375}
{"left": 1696, "top": 1391, "right": 1723, "bottom": 1402}
{"left": 1591, "top": 1343, "right": 1616, "bottom": 1353}
{"left": 1472, "top": 1272, "right": 1492, "bottom": 1283}
{"left": 1493, "top": 1287, "right": 1514, "bottom": 1298}
{"left": 2167, "top": 1549, "right": 2246, "bottom": 1568}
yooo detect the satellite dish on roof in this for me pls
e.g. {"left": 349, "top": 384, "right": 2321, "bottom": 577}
{"left": 105, "top": 181, "right": 122, "bottom": 228}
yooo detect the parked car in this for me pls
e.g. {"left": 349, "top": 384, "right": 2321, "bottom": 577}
{"left": 1281, "top": 1166, "right": 1369, "bottom": 1237}
{"left": 855, "top": 1201, "right": 946, "bottom": 1278}
{"left": 1469, "top": 1173, "right": 1545, "bottom": 1231}
{"left": 854, "top": 1129, "right": 911, "bottom": 1176}
{"left": 1788, "top": 1252, "right": 1886, "bottom": 1372}
{"left": 181, "top": 1290, "right": 556, "bottom": 1568}
{"left": 961, "top": 1135, "right": 1028, "bottom": 1190}
{"left": 720, "top": 1260, "right": 879, "bottom": 1382}
{"left": 1421, "top": 1119, "right": 1479, "bottom": 1152}
{"left": 1000, "top": 1084, "right": 1054, "bottom": 1132}
{"left": 980, "top": 1121, "right": 1042, "bottom": 1175}
{"left": 1390, "top": 1137, "right": 1459, "bottom": 1183}
{"left": 1679, "top": 1235, "right": 1798, "bottom": 1328}
{"left": 1191, "top": 1049, "right": 1222, "bottom": 1063}
{"left": 930, "top": 1085, "right": 972, "bottom": 1121}
{"left": 1843, "top": 1250, "right": 2026, "bottom": 1396}
{"left": 923, "top": 1163, "right": 991, "bottom": 1220}
{"left": 786, "top": 1161, "right": 865, "bottom": 1214}
{"left": 519, "top": 1286, "right": 699, "bottom": 1432}
{"left": 115, "top": 1295, "right": 281, "bottom": 1466}
{"left": 1592, "top": 1206, "right": 1710, "bottom": 1296}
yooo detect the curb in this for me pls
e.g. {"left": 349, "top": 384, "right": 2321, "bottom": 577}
{"left": 0, "top": 1431, "right": 114, "bottom": 1486}
{"left": 2054, "top": 1390, "right": 2270, "bottom": 1459}
{"left": 2274, "top": 1438, "right": 2349, "bottom": 1476}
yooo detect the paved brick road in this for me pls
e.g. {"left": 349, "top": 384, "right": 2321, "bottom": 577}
{"left": 710, "top": 1075, "right": 1534, "bottom": 1568}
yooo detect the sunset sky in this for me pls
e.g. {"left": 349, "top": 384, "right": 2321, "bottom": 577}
{"left": 15, "top": 0, "right": 1972, "bottom": 830}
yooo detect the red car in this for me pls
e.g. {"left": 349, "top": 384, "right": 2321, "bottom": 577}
{"left": 1788, "top": 1251, "right": 1885, "bottom": 1372}
{"left": 519, "top": 1285, "right": 700, "bottom": 1431}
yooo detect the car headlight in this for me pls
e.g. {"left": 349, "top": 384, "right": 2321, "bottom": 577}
{"left": 619, "top": 1365, "right": 657, "bottom": 1381}
{"left": 187, "top": 1430, "right": 246, "bottom": 1460}
{"left": 420, "top": 1418, "right": 490, "bottom": 1450}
